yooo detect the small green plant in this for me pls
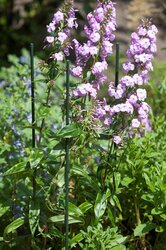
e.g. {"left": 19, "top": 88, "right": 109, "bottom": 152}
{"left": 73, "top": 224, "right": 127, "bottom": 250}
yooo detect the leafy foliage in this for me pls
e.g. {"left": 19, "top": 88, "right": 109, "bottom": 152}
{"left": 0, "top": 50, "right": 165, "bottom": 249}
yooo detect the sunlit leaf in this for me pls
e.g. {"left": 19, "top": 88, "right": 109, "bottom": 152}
{"left": 29, "top": 201, "right": 40, "bottom": 236}
{"left": 4, "top": 217, "right": 24, "bottom": 237}
{"left": 134, "top": 222, "right": 155, "bottom": 237}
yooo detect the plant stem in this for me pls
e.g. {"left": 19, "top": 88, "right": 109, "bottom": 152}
{"left": 38, "top": 84, "right": 52, "bottom": 146}
{"left": 134, "top": 196, "right": 147, "bottom": 249}
{"left": 134, "top": 196, "right": 141, "bottom": 226}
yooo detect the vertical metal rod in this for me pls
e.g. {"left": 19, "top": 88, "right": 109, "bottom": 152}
{"left": 115, "top": 43, "right": 120, "bottom": 87}
{"left": 65, "top": 60, "right": 70, "bottom": 250}
{"left": 30, "top": 43, "right": 36, "bottom": 199}
{"left": 30, "top": 43, "right": 35, "bottom": 148}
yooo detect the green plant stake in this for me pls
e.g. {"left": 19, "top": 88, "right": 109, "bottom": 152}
{"left": 65, "top": 60, "right": 70, "bottom": 250}
{"left": 30, "top": 43, "right": 36, "bottom": 199}
{"left": 30, "top": 43, "right": 35, "bottom": 148}
{"left": 115, "top": 42, "right": 120, "bottom": 87}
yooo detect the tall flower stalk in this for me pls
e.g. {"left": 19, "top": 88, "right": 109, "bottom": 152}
{"left": 72, "top": 0, "right": 116, "bottom": 98}
{"left": 45, "top": 0, "right": 78, "bottom": 62}
{"left": 71, "top": 10, "right": 157, "bottom": 144}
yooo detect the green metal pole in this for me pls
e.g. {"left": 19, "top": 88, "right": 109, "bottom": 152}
{"left": 65, "top": 60, "right": 70, "bottom": 250}
{"left": 30, "top": 43, "right": 36, "bottom": 199}
{"left": 30, "top": 43, "right": 35, "bottom": 148}
{"left": 115, "top": 43, "right": 120, "bottom": 87}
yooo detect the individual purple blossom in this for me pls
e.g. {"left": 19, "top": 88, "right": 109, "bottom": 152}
{"left": 92, "top": 61, "right": 108, "bottom": 75}
{"left": 58, "top": 32, "right": 68, "bottom": 43}
{"left": 113, "top": 135, "right": 122, "bottom": 145}
{"left": 67, "top": 17, "right": 78, "bottom": 28}
{"left": 140, "top": 118, "right": 152, "bottom": 131}
{"left": 101, "top": 40, "right": 113, "bottom": 58}
{"left": 89, "top": 46, "right": 98, "bottom": 56}
{"left": 138, "top": 104, "right": 149, "bottom": 119}
{"left": 95, "top": 6, "right": 105, "bottom": 22}
{"left": 47, "top": 22, "right": 56, "bottom": 33}
{"left": 140, "top": 70, "right": 149, "bottom": 84}
{"left": 71, "top": 66, "right": 83, "bottom": 77}
{"left": 122, "top": 62, "right": 135, "bottom": 73}
{"left": 133, "top": 74, "right": 144, "bottom": 85}
{"left": 89, "top": 32, "right": 100, "bottom": 43}
{"left": 120, "top": 76, "right": 134, "bottom": 88}
{"left": 131, "top": 118, "right": 140, "bottom": 128}
{"left": 53, "top": 11, "right": 64, "bottom": 23}
{"left": 46, "top": 36, "right": 54, "bottom": 43}
{"left": 108, "top": 82, "right": 125, "bottom": 99}
{"left": 51, "top": 52, "right": 64, "bottom": 61}
{"left": 136, "top": 88, "right": 147, "bottom": 101}
{"left": 127, "top": 94, "right": 138, "bottom": 105}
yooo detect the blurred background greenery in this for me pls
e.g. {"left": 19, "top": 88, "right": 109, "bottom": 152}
{"left": 0, "top": 0, "right": 166, "bottom": 66}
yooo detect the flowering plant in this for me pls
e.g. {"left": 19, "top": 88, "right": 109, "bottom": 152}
{"left": 1, "top": 1, "right": 164, "bottom": 250}
{"left": 44, "top": 0, "right": 158, "bottom": 146}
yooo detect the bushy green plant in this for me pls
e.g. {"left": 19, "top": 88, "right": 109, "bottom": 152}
{"left": 0, "top": 50, "right": 166, "bottom": 250}
{"left": 76, "top": 224, "right": 127, "bottom": 249}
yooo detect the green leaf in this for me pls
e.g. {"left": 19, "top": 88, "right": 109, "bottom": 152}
{"left": 0, "top": 205, "right": 10, "bottom": 217}
{"left": 72, "top": 166, "right": 91, "bottom": 180}
{"left": 160, "top": 214, "right": 166, "bottom": 220}
{"left": 28, "top": 149, "right": 44, "bottom": 169}
{"left": 111, "top": 244, "right": 126, "bottom": 250}
{"left": 4, "top": 217, "right": 24, "bottom": 237}
{"left": 94, "top": 191, "right": 111, "bottom": 221}
{"left": 29, "top": 201, "right": 40, "bottom": 236}
{"left": 52, "top": 124, "right": 82, "bottom": 139}
{"left": 113, "top": 195, "right": 122, "bottom": 212}
{"left": 108, "top": 208, "right": 116, "bottom": 227}
{"left": 134, "top": 222, "right": 155, "bottom": 237}
{"left": 54, "top": 167, "right": 65, "bottom": 188}
{"left": 69, "top": 202, "right": 84, "bottom": 217}
{"left": 3, "top": 162, "right": 29, "bottom": 176}
{"left": 70, "top": 233, "right": 84, "bottom": 248}
{"left": 141, "top": 193, "right": 154, "bottom": 202}
{"left": 79, "top": 202, "right": 93, "bottom": 214}
{"left": 121, "top": 177, "right": 134, "bottom": 187}
{"left": 49, "top": 215, "right": 83, "bottom": 224}
{"left": 151, "top": 207, "right": 163, "bottom": 215}
{"left": 71, "top": 166, "right": 100, "bottom": 191}
{"left": 155, "top": 226, "right": 164, "bottom": 232}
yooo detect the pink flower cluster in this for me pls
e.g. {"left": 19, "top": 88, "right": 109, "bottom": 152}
{"left": 45, "top": 0, "right": 78, "bottom": 61}
{"left": 91, "top": 19, "right": 158, "bottom": 142}
{"left": 125, "top": 21, "right": 157, "bottom": 73}
{"left": 71, "top": 0, "right": 116, "bottom": 97}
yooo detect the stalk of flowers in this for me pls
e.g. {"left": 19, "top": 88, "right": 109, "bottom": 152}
{"left": 45, "top": 0, "right": 78, "bottom": 62}
{"left": 106, "top": 19, "right": 158, "bottom": 142}
{"left": 72, "top": 0, "right": 116, "bottom": 99}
